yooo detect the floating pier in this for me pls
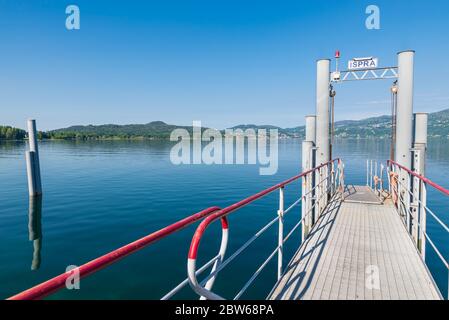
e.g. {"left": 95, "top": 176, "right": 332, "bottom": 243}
{"left": 8, "top": 50, "right": 449, "bottom": 301}
{"left": 269, "top": 187, "right": 441, "bottom": 300}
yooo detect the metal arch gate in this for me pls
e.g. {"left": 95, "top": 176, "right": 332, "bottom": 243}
{"left": 314, "top": 50, "right": 429, "bottom": 259}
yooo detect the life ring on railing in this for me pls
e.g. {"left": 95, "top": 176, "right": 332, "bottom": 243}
{"left": 336, "top": 159, "right": 344, "bottom": 193}
{"left": 187, "top": 216, "right": 229, "bottom": 300}
{"left": 389, "top": 172, "right": 399, "bottom": 206}
{"left": 374, "top": 176, "right": 380, "bottom": 188}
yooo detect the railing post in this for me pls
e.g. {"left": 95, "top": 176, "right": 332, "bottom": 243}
{"left": 419, "top": 180, "right": 427, "bottom": 260}
{"left": 315, "top": 167, "right": 320, "bottom": 219}
{"left": 307, "top": 170, "right": 314, "bottom": 229}
{"left": 338, "top": 160, "right": 345, "bottom": 193}
{"left": 380, "top": 164, "right": 384, "bottom": 195}
{"left": 406, "top": 170, "right": 411, "bottom": 233}
{"left": 301, "top": 174, "right": 307, "bottom": 242}
{"left": 397, "top": 166, "right": 404, "bottom": 223}
{"left": 411, "top": 149, "right": 421, "bottom": 246}
{"left": 311, "top": 147, "right": 317, "bottom": 226}
{"left": 318, "top": 167, "right": 322, "bottom": 217}
{"left": 398, "top": 166, "right": 404, "bottom": 221}
{"left": 373, "top": 161, "right": 379, "bottom": 193}
{"left": 413, "top": 112, "right": 428, "bottom": 259}
{"left": 394, "top": 165, "right": 400, "bottom": 211}
{"left": 330, "top": 161, "right": 337, "bottom": 197}
{"left": 366, "top": 159, "right": 369, "bottom": 186}
{"left": 388, "top": 162, "right": 392, "bottom": 196}
{"left": 277, "top": 187, "right": 284, "bottom": 281}
{"left": 325, "top": 163, "right": 329, "bottom": 200}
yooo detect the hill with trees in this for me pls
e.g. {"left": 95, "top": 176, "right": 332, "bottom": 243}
{"left": 0, "top": 126, "right": 27, "bottom": 140}
{"left": 1, "top": 108, "right": 448, "bottom": 141}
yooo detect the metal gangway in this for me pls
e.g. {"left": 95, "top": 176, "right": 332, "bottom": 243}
{"left": 8, "top": 158, "right": 449, "bottom": 300}
{"left": 8, "top": 50, "right": 449, "bottom": 300}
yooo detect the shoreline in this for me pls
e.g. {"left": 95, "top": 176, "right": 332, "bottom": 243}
{"left": 1, "top": 136, "right": 449, "bottom": 142}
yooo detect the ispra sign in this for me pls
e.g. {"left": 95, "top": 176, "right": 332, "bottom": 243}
{"left": 348, "top": 57, "right": 378, "bottom": 70}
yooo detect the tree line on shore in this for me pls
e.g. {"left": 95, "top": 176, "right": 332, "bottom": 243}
{"left": 1, "top": 108, "right": 448, "bottom": 141}
{"left": 0, "top": 126, "right": 27, "bottom": 140}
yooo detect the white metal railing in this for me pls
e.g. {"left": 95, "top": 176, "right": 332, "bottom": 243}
{"left": 366, "top": 159, "right": 385, "bottom": 196}
{"left": 388, "top": 160, "right": 449, "bottom": 300}
{"left": 367, "top": 159, "right": 449, "bottom": 300}
{"left": 161, "top": 159, "right": 344, "bottom": 300}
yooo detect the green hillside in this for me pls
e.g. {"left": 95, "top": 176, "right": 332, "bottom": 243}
{"left": 45, "top": 121, "right": 193, "bottom": 140}
{"left": 1, "top": 108, "right": 448, "bottom": 140}
{"left": 283, "top": 109, "right": 449, "bottom": 139}
{"left": 0, "top": 126, "right": 27, "bottom": 140}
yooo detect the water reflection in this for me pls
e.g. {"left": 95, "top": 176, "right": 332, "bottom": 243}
{"left": 0, "top": 138, "right": 447, "bottom": 298}
{"left": 28, "top": 197, "right": 42, "bottom": 271}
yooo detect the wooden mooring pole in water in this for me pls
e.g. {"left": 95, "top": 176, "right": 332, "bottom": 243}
{"left": 26, "top": 119, "right": 42, "bottom": 197}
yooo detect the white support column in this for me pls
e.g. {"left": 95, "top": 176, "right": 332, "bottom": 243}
{"left": 302, "top": 141, "right": 314, "bottom": 242}
{"left": 395, "top": 50, "right": 415, "bottom": 232}
{"left": 395, "top": 50, "right": 415, "bottom": 167}
{"left": 413, "top": 113, "right": 428, "bottom": 259}
{"left": 316, "top": 59, "right": 330, "bottom": 214}
{"left": 315, "top": 59, "right": 331, "bottom": 166}
{"left": 305, "top": 115, "right": 317, "bottom": 226}
{"left": 305, "top": 115, "right": 316, "bottom": 143}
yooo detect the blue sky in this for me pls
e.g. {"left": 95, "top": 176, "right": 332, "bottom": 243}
{"left": 1, "top": 0, "right": 449, "bottom": 130}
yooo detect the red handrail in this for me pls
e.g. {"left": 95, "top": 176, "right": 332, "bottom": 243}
{"left": 388, "top": 160, "right": 449, "bottom": 197}
{"left": 189, "top": 159, "right": 339, "bottom": 260}
{"left": 8, "top": 206, "right": 221, "bottom": 300}
{"left": 10, "top": 158, "right": 340, "bottom": 300}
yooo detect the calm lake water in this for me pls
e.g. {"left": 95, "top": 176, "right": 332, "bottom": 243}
{"left": 0, "top": 139, "right": 448, "bottom": 299}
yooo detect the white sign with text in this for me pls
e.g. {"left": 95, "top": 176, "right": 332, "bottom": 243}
{"left": 348, "top": 57, "right": 378, "bottom": 70}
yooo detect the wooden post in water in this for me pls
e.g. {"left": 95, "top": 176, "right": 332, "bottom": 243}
{"left": 26, "top": 119, "right": 42, "bottom": 197}
{"left": 28, "top": 196, "right": 43, "bottom": 270}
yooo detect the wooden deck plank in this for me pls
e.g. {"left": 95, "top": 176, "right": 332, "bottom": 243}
{"left": 321, "top": 198, "right": 346, "bottom": 300}
{"left": 343, "top": 185, "right": 382, "bottom": 205}
{"left": 374, "top": 203, "right": 399, "bottom": 299}
{"left": 314, "top": 196, "right": 348, "bottom": 300}
{"left": 337, "top": 203, "right": 356, "bottom": 299}
{"left": 346, "top": 203, "right": 360, "bottom": 300}
{"left": 269, "top": 187, "right": 441, "bottom": 300}
{"left": 369, "top": 204, "right": 391, "bottom": 300}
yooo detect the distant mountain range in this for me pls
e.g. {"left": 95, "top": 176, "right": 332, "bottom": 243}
{"left": 233, "top": 108, "right": 449, "bottom": 139}
{"left": 1, "top": 108, "right": 448, "bottom": 140}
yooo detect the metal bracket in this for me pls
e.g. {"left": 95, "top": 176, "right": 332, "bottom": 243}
{"left": 331, "top": 67, "right": 398, "bottom": 83}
